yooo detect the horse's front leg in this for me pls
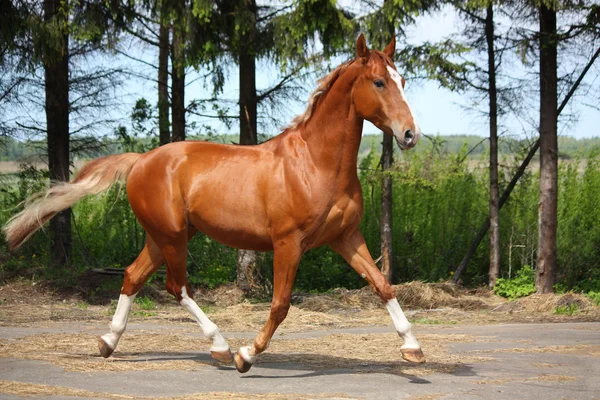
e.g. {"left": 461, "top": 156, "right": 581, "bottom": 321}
{"left": 330, "top": 230, "right": 425, "bottom": 363}
{"left": 234, "top": 236, "right": 302, "bottom": 373}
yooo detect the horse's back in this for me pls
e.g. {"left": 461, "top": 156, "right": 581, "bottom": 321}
{"left": 127, "top": 140, "right": 277, "bottom": 250}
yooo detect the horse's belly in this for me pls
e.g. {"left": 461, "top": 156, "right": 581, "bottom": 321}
{"left": 189, "top": 215, "right": 273, "bottom": 251}
{"left": 187, "top": 196, "right": 273, "bottom": 251}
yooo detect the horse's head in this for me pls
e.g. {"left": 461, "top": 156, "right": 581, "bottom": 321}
{"left": 352, "top": 34, "right": 420, "bottom": 150}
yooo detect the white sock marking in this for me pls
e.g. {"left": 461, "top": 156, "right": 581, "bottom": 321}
{"left": 238, "top": 345, "right": 256, "bottom": 364}
{"left": 180, "top": 287, "right": 229, "bottom": 352}
{"left": 101, "top": 293, "right": 136, "bottom": 350}
{"left": 386, "top": 298, "right": 421, "bottom": 350}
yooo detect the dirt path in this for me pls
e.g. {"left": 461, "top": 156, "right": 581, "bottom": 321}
{"left": 1, "top": 321, "right": 599, "bottom": 400}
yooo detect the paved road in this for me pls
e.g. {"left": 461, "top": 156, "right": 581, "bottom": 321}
{"left": 1, "top": 322, "right": 599, "bottom": 399}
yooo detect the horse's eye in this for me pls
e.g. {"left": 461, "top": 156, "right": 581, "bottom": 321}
{"left": 374, "top": 80, "right": 385, "bottom": 88}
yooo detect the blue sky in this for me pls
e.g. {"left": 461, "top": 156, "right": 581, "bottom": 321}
{"left": 114, "top": 4, "right": 599, "bottom": 140}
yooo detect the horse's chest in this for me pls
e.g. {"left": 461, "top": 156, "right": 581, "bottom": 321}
{"left": 305, "top": 196, "right": 362, "bottom": 249}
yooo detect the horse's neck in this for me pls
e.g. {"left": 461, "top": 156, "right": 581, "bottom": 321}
{"left": 300, "top": 74, "right": 363, "bottom": 175}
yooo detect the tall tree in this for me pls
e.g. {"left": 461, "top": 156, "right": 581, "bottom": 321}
{"left": 2, "top": 0, "right": 128, "bottom": 265}
{"left": 379, "top": 0, "right": 395, "bottom": 283}
{"left": 44, "top": 0, "right": 71, "bottom": 266}
{"left": 485, "top": 2, "right": 500, "bottom": 288}
{"left": 446, "top": 0, "right": 508, "bottom": 287}
{"left": 452, "top": 0, "right": 600, "bottom": 284}
{"left": 536, "top": 0, "right": 558, "bottom": 293}
{"left": 171, "top": 0, "right": 186, "bottom": 142}
{"left": 158, "top": 14, "right": 170, "bottom": 145}
{"left": 235, "top": 0, "right": 258, "bottom": 293}
{"left": 360, "top": 0, "right": 443, "bottom": 283}
{"left": 238, "top": 0, "right": 258, "bottom": 146}
{"left": 398, "top": 1, "right": 528, "bottom": 286}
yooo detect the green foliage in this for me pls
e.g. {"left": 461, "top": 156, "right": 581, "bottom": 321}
{"left": 132, "top": 310, "right": 157, "bottom": 317}
{"left": 410, "top": 318, "right": 457, "bottom": 325}
{"left": 494, "top": 266, "right": 536, "bottom": 300}
{"left": 295, "top": 246, "right": 363, "bottom": 291}
{"left": 396, "top": 41, "right": 473, "bottom": 91}
{"left": 553, "top": 303, "right": 579, "bottom": 316}
{"left": 76, "top": 300, "right": 89, "bottom": 309}
{"left": 586, "top": 292, "right": 600, "bottom": 306}
{"left": 3, "top": 136, "right": 600, "bottom": 294}
{"left": 134, "top": 296, "right": 156, "bottom": 310}
{"left": 186, "top": 235, "right": 237, "bottom": 288}
{"left": 270, "top": 0, "right": 355, "bottom": 64}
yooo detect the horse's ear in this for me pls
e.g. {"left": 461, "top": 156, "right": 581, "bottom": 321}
{"left": 383, "top": 35, "right": 396, "bottom": 60}
{"left": 356, "top": 34, "right": 370, "bottom": 59}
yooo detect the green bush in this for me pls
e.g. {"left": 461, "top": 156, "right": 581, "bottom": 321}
{"left": 553, "top": 303, "right": 579, "bottom": 315}
{"left": 134, "top": 296, "right": 155, "bottom": 310}
{"left": 494, "top": 266, "right": 536, "bottom": 300}
{"left": 3, "top": 135, "right": 600, "bottom": 294}
{"left": 586, "top": 291, "right": 600, "bottom": 306}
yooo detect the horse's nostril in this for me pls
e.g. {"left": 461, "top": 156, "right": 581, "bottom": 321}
{"left": 404, "top": 129, "right": 414, "bottom": 143}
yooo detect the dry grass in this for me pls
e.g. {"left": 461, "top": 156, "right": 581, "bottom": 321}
{"left": 1, "top": 280, "right": 599, "bottom": 330}
{"left": 0, "top": 330, "right": 492, "bottom": 377}
{"left": 474, "top": 374, "right": 577, "bottom": 385}
{"left": 530, "top": 362, "right": 562, "bottom": 368}
{"left": 0, "top": 331, "right": 214, "bottom": 372}
{"left": 208, "top": 303, "right": 396, "bottom": 333}
{"left": 514, "top": 293, "right": 597, "bottom": 313}
{"left": 484, "top": 344, "right": 600, "bottom": 356}
{"left": 0, "top": 303, "right": 106, "bottom": 325}
{"left": 296, "top": 282, "right": 500, "bottom": 313}
{"left": 256, "top": 332, "right": 493, "bottom": 376}
{"left": 0, "top": 381, "right": 347, "bottom": 400}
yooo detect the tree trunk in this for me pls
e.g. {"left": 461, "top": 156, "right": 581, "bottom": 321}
{"left": 380, "top": 133, "right": 393, "bottom": 282}
{"left": 171, "top": 6, "right": 185, "bottom": 143}
{"left": 379, "top": 0, "right": 394, "bottom": 283}
{"left": 158, "top": 20, "right": 170, "bottom": 145}
{"left": 44, "top": 0, "right": 71, "bottom": 267}
{"left": 486, "top": 3, "right": 500, "bottom": 288}
{"left": 453, "top": 140, "right": 540, "bottom": 284}
{"left": 236, "top": 249, "right": 255, "bottom": 293}
{"left": 236, "top": 0, "right": 258, "bottom": 293}
{"left": 238, "top": 0, "right": 257, "bottom": 146}
{"left": 536, "top": 2, "right": 558, "bottom": 294}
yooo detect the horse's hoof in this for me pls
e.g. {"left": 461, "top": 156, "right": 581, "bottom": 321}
{"left": 211, "top": 349, "right": 233, "bottom": 364}
{"left": 98, "top": 338, "right": 114, "bottom": 358}
{"left": 234, "top": 352, "right": 253, "bottom": 373}
{"left": 401, "top": 348, "right": 426, "bottom": 363}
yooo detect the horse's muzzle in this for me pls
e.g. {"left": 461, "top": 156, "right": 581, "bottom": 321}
{"left": 395, "top": 128, "right": 420, "bottom": 150}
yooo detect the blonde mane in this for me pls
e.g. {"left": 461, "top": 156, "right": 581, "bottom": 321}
{"left": 285, "top": 60, "right": 355, "bottom": 131}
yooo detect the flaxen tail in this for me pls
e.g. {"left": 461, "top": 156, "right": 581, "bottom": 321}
{"left": 3, "top": 153, "right": 142, "bottom": 251}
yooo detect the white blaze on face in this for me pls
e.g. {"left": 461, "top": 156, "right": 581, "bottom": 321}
{"left": 386, "top": 66, "right": 420, "bottom": 139}
{"left": 180, "top": 287, "right": 229, "bottom": 352}
{"left": 101, "top": 293, "right": 136, "bottom": 350}
{"left": 386, "top": 298, "right": 421, "bottom": 350}
{"left": 386, "top": 66, "right": 409, "bottom": 103}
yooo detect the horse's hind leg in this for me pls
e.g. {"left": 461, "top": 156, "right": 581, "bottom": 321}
{"left": 98, "top": 236, "right": 164, "bottom": 358}
{"left": 160, "top": 231, "right": 232, "bottom": 364}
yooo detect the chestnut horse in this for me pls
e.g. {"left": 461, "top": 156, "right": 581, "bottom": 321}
{"left": 3, "top": 34, "right": 425, "bottom": 372}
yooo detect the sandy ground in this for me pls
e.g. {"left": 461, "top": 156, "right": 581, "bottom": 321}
{"left": 1, "top": 280, "right": 599, "bottom": 399}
